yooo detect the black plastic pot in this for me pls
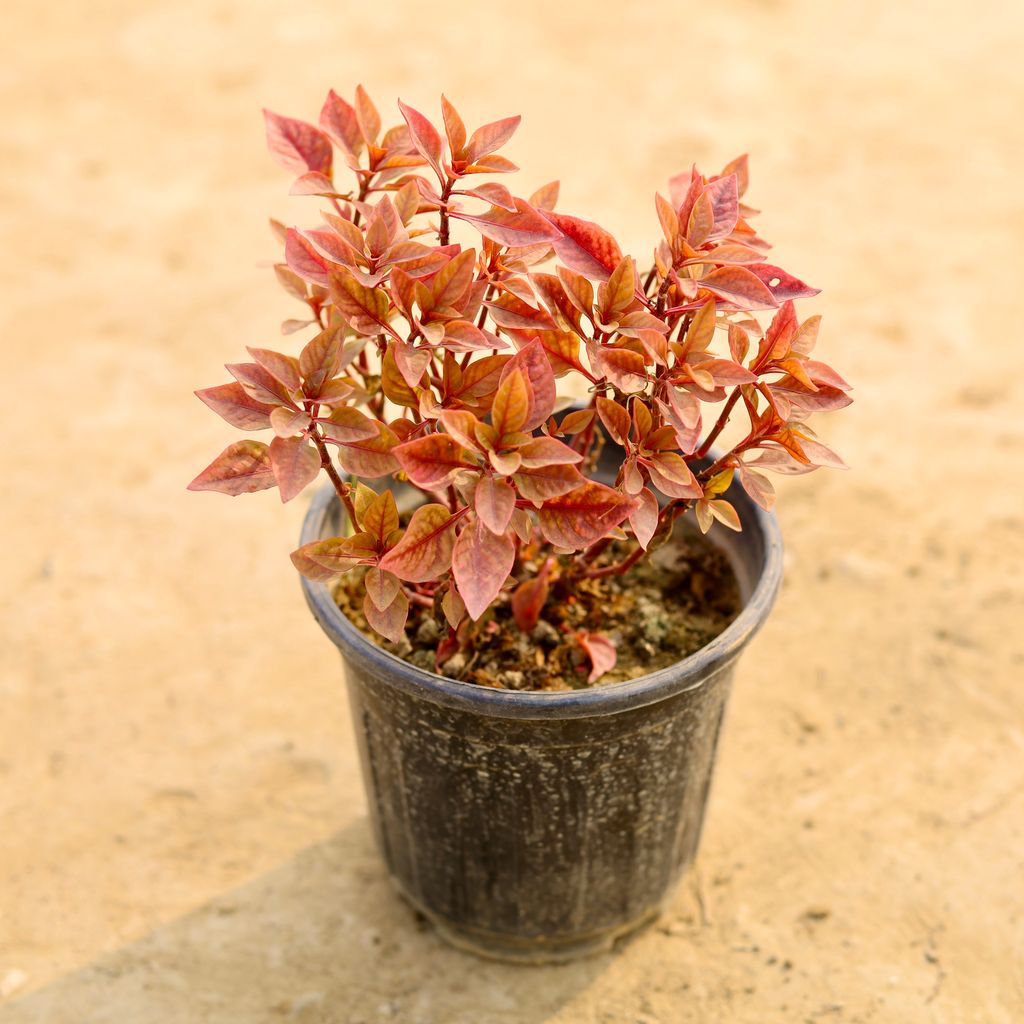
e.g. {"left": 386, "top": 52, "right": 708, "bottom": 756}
{"left": 299, "top": 462, "right": 782, "bottom": 963}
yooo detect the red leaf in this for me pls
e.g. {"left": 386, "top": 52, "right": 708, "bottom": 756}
{"left": 329, "top": 269, "right": 394, "bottom": 337}
{"left": 490, "top": 369, "right": 530, "bottom": 439}
{"left": 645, "top": 452, "right": 703, "bottom": 500}
{"left": 441, "top": 95, "right": 467, "bottom": 156}
{"left": 398, "top": 99, "right": 444, "bottom": 177}
{"left": 285, "top": 229, "right": 332, "bottom": 286}
{"left": 378, "top": 504, "right": 457, "bottom": 582}
{"left": 529, "top": 180, "right": 560, "bottom": 211}
{"left": 364, "top": 566, "right": 402, "bottom": 611}
{"left": 474, "top": 476, "right": 515, "bottom": 534}
{"left": 226, "top": 362, "right": 297, "bottom": 409}
{"left": 465, "top": 115, "right": 521, "bottom": 162}
{"left": 288, "top": 172, "right": 344, "bottom": 198}
{"left": 270, "top": 407, "right": 311, "bottom": 438}
{"left": 629, "top": 487, "right": 660, "bottom": 549}
{"left": 544, "top": 212, "right": 623, "bottom": 280}
{"left": 596, "top": 396, "right": 631, "bottom": 445}
{"left": 246, "top": 346, "right": 301, "bottom": 392}
{"left": 263, "top": 109, "right": 333, "bottom": 176}
{"left": 705, "top": 174, "right": 739, "bottom": 241}
{"left": 319, "top": 406, "right": 379, "bottom": 443}
{"left": 453, "top": 519, "right": 515, "bottom": 620}
{"left": 538, "top": 482, "right": 636, "bottom": 550}
{"left": 517, "top": 436, "right": 582, "bottom": 469}
{"left": 451, "top": 199, "right": 562, "bottom": 247}
{"left": 590, "top": 345, "right": 647, "bottom": 393}
{"left": 499, "top": 338, "right": 556, "bottom": 431}
{"left": 188, "top": 440, "right": 276, "bottom": 496}
{"left": 195, "top": 383, "right": 275, "bottom": 430}
{"left": 299, "top": 327, "right": 343, "bottom": 398}
{"left": 748, "top": 263, "right": 821, "bottom": 302}
{"left": 290, "top": 535, "right": 374, "bottom": 581}
{"left": 354, "top": 85, "right": 381, "bottom": 145}
{"left": 269, "top": 435, "right": 321, "bottom": 503}
{"left": 511, "top": 568, "right": 550, "bottom": 633}
{"left": 336, "top": 424, "right": 399, "bottom": 478}
{"left": 463, "top": 182, "right": 517, "bottom": 212}
{"left": 361, "top": 489, "right": 400, "bottom": 549}
{"left": 513, "top": 462, "right": 584, "bottom": 503}
{"left": 721, "top": 154, "right": 750, "bottom": 197}
{"left": 577, "top": 631, "right": 617, "bottom": 683}
{"left": 363, "top": 590, "right": 409, "bottom": 643}
{"left": 319, "top": 89, "right": 362, "bottom": 159}
{"left": 700, "top": 267, "right": 778, "bottom": 310}
{"left": 430, "top": 248, "right": 476, "bottom": 310}
{"left": 559, "top": 408, "right": 594, "bottom": 434}
{"left": 393, "top": 434, "right": 476, "bottom": 489}
{"left": 737, "top": 466, "right": 776, "bottom": 511}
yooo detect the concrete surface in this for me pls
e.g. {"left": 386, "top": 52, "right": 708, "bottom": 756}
{"left": 1, "top": 0, "right": 1022, "bottom": 1021}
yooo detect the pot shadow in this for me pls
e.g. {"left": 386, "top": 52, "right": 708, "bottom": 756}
{"left": 0, "top": 819, "right": 613, "bottom": 1023}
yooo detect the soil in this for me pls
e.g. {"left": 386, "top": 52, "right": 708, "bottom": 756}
{"left": 332, "top": 526, "right": 741, "bottom": 690}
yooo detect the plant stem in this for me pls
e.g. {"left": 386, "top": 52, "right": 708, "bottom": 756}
{"left": 308, "top": 423, "right": 358, "bottom": 524}
{"left": 438, "top": 181, "right": 454, "bottom": 245}
{"left": 696, "top": 389, "right": 742, "bottom": 458}
{"left": 580, "top": 543, "right": 645, "bottom": 581}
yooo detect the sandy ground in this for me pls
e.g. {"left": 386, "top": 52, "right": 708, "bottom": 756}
{"left": 2, "top": 0, "right": 1023, "bottom": 1021}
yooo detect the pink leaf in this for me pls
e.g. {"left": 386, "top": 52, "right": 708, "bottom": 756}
{"left": 364, "top": 566, "right": 402, "bottom": 611}
{"left": 363, "top": 590, "right": 409, "bottom": 644}
{"left": 737, "top": 466, "right": 776, "bottom": 511}
{"left": 700, "top": 267, "right": 779, "bottom": 310}
{"left": 246, "top": 346, "right": 301, "bottom": 392}
{"left": 336, "top": 425, "right": 400, "bottom": 478}
{"left": 748, "top": 264, "right": 821, "bottom": 302}
{"left": 451, "top": 199, "right": 562, "bottom": 248}
{"left": 498, "top": 338, "right": 557, "bottom": 431}
{"left": 513, "top": 462, "right": 584, "bottom": 503}
{"left": 379, "top": 504, "right": 457, "bottom": 583}
{"left": 195, "top": 383, "right": 276, "bottom": 430}
{"left": 629, "top": 487, "right": 660, "bottom": 549}
{"left": 318, "top": 406, "right": 379, "bottom": 444}
{"left": 188, "top": 440, "right": 276, "bottom": 496}
{"left": 453, "top": 519, "right": 515, "bottom": 620}
{"left": 225, "top": 362, "right": 297, "bottom": 409}
{"left": 398, "top": 99, "right": 444, "bottom": 178}
{"left": 704, "top": 174, "right": 739, "bottom": 241}
{"left": 538, "top": 482, "right": 636, "bottom": 550}
{"left": 645, "top": 452, "right": 703, "bottom": 500}
{"left": 285, "top": 229, "right": 332, "bottom": 286}
{"left": 319, "top": 89, "right": 363, "bottom": 159}
{"left": 543, "top": 212, "right": 623, "bottom": 280}
{"left": 290, "top": 535, "right": 374, "bottom": 581}
{"left": 465, "top": 115, "right": 521, "bottom": 162}
{"left": 475, "top": 476, "right": 515, "bottom": 534}
{"left": 263, "top": 109, "right": 333, "bottom": 176}
{"left": 269, "top": 435, "right": 321, "bottom": 503}
{"left": 517, "top": 436, "right": 583, "bottom": 469}
{"left": 463, "top": 182, "right": 517, "bottom": 212}
{"left": 578, "top": 631, "right": 617, "bottom": 683}
{"left": 393, "top": 434, "right": 476, "bottom": 489}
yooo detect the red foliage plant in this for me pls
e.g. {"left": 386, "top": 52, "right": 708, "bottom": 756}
{"left": 190, "top": 87, "right": 851, "bottom": 681}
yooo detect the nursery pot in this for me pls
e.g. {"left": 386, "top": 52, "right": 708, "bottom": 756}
{"left": 299, "top": 457, "right": 782, "bottom": 963}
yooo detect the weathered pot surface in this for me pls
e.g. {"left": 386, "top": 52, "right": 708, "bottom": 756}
{"left": 299, "top": 465, "right": 782, "bottom": 963}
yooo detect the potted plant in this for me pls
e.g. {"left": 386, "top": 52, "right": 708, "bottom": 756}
{"left": 189, "top": 87, "right": 851, "bottom": 962}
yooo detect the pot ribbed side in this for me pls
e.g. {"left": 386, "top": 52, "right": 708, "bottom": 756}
{"left": 299, "top": 462, "right": 782, "bottom": 961}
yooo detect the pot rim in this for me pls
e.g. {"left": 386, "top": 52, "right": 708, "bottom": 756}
{"left": 299, "top": 478, "right": 783, "bottom": 720}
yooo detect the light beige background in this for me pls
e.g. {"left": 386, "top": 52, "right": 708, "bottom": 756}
{"left": 2, "top": 1, "right": 1023, "bottom": 1021}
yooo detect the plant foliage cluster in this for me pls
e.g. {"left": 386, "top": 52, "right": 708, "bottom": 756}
{"left": 190, "top": 88, "right": 851, "bottom": 680}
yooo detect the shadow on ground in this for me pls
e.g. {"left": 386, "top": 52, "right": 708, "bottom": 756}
{"left": 0, "top": 820, "right": 611, "bottom": 1023}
